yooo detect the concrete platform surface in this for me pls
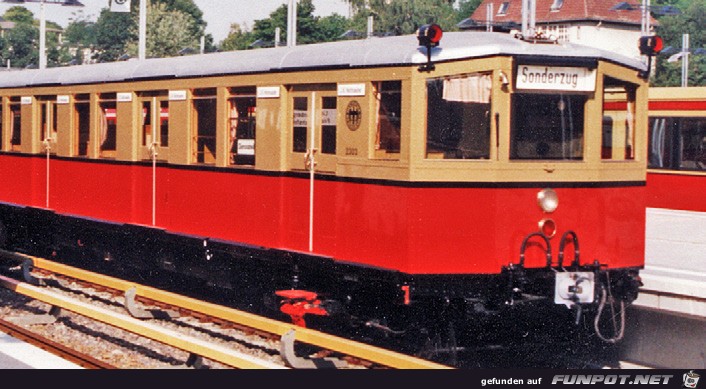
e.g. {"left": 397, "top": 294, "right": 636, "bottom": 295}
{"left": 0, "top": 332, "right": 83, "bottom": 369}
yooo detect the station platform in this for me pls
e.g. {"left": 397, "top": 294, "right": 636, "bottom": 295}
{"left": 634, "top": 272, "right": 706, "bottom": 317}
{"left": 0, "top": 332, "right": 83, "bottom": 369}
{"left": 621, "top": 305, "right": 706, "bottom": 369}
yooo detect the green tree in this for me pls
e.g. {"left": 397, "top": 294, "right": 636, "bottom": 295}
{"left": 44, "top": 19, "right": 64, "bottom": 66}
{"left": 2, "top": 23, "right": 38, "bottom": 68}
{"left": 124, "top": 1, "right": 200, "bottom": 58}
{"left": 317, "top": 14, "right": 350, "bottom": 42}
{"left": 3, "top": 6, "right": 34, "bottom": 24}
{"left": 344, "top": 0, "right": 366, "bottom": 13}
{"left": 1, "top": 6, "right": 64, "bottom": 68}
{"left": 154, "top": 0, "right": 215, "bottom": 51}
{"left": 220, "top": 23, "right": 255, "bottom": 51}
{"left": 93, "top": 8, "right": 135, "bottom": 62}
{"left": 251, "top": 0, "right": 323, "bottom": 46}
{"left": 455, "top": 0, "right": 484, "bottom": 23}
{"left": 61, "top": 12, "right": 97, "bottom": 65}
{"left": 92, "top": 0, "right": 215, "bottom": 61}
{"left": 349, "top": 0, "right": 458, "bottom": 36}
{"left": 64, "top": 19, "right": 97, "bottom": 47}
{"left": 653, "top": 0, "right": 706, "bottom": 86}
{"left": 158, "top": 0, "right": 203, "bottom": 29}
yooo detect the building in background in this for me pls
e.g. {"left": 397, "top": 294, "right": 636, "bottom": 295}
{"left": 458, "top": 0, "right": 658, "bottom": 60}
{"left": 0, "top": 17, "right": 15, "bottom": 36}
{"left": 0, "top": 16, "right": 64, "bottom": 42}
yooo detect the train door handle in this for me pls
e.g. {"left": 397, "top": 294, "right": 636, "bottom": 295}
{"left": 304, "top": 149, "right": 318, "bottom": 170}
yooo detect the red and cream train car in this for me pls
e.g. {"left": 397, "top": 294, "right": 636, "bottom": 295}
{"left": 641, "top": 86, "right": 706, "bottom": 317}
{"left": 0, "top": 29, "right": 650, "bottom": 346}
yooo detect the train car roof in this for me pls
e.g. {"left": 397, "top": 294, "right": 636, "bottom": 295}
{"left": 0, "top": 31, "right": 646, "bottom": 89}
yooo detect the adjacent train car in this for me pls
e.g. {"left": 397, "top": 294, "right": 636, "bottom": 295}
{"left": 641, "top": 86, "right": 706, "bottom": 317}
{"left": 0, "top": 28, "right": 651, "bottom": 353}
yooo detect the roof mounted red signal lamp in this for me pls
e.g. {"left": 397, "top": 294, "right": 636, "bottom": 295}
{"left": 417, "top": 24, "right": 443, "bottom": 47}
{"left": 639, "top": 35, "right": 663, "bottom": 56}
{"left": 418, "top": 24, "right": 443, "bottom": 72}
{"left": 637, "top": 35, "right": 663, "bottom": 80}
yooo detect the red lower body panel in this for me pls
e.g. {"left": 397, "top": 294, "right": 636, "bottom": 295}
{"left": 0, "top": 155, "right": 646, "bottom": 275}
{"left": 647, "top": 172, "right": 706, "bottom": 212}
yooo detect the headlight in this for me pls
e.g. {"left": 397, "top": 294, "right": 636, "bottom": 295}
{"left": 537, "top": 188, "right": 559, "bottom": 213}
{"left": 538, "top": 218, "right": 557, "bottom": 238}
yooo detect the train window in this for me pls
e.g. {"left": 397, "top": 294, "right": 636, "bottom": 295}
{"left": 39, "top": 96, "right": 57, "bottom": 155}
{"left": 321, "top": 96, "right": 336, "bottom": 155}
{"left": 192, "top": 88, "right": 217, "bottom": 164}
{"left": 510, "top": 93, "right": 585, "bottom": 160}
{"left": 74, "top": 94, "right": 90, "bottom": 157}
{"left": 142, "top": 100, "right": 153, "bottom": 147}
{"left": 648, "top": 117, "right": 676, "bottom": 169}
{"left": 228, "top": 87, "right": 256, "bottom": 166}
{"left": 160, "top": 100, "right": 169, "bottom": 147}
{"left": 649, "top": 117, "right": 706, "bottom": 171}
{"left": 602, "top": 77, "right": 637, "bottom": 161}
{"left": 426, "top": 73, "right": 491, "bottom": 159}
{"left": 374, "top": 81, "right": 401, "bottom": 154}
{"left": 9, "top": 97, "right": 21, "bottom": 152}
{"left": 99, "top": 93, "right": 117, "bottom": 158}
{"left": 139, "top": 92, "right": 169, "bottom": 153}
{"left": 293, "top": 96, "right": 308, "bottom": 153}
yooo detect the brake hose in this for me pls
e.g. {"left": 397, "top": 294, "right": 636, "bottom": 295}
{"left": 594, "top": 285, "right": 626, "bottom": 343}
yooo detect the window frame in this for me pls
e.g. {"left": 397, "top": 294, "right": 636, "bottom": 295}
{"left": 73, "top": 93, "right": 91, "bottom": 157}
{"left": 424, "top": 72, "right": 493, "bottom": 160}
{"left": 228, "top": 86, "right": 257, "bottom": 166}
{"left": 601, "top": 77, "right": 638, "bottom": 162}
{"left": 138, "top": 91, "right": 169, "bottom": 161}
{"left": 9, "top": 96, "right": 22, "bottom": 152}
{"left": 38, "top": 95, "right": 58, "bottom": 155}
{"left": 373, "top": 80, "right": 402, "bottom": 158}
{"left": 550, "top": 0, "right": 564, "bottom": 11}
{"left": 509, "top": 91, "right": 587, "bottom": 161}
{"left": 98, "top": 93, "right": 118, "bottom": 158}
{"left": 191, "top": 88, "right": 218, "bottom": 164}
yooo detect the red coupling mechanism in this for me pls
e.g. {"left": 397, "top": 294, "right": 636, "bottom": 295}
{"left": 401, "top": 285, "right": 411, "bottom": 305}
{"left": 275, "top": 290, "right": 329, "bottom": 328}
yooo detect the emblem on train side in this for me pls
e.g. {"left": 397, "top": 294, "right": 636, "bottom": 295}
{"left": 345, "top": 100, "right": 362, "bottom": 131}
{"left": 683, "top": 371, "right": 700, "bottom": 388}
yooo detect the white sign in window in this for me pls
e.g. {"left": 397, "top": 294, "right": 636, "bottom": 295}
{"left": 237, "top": 139, "right": 255, "bottom": 155}
{"left": 56, "top": 95, "right": 70, "bottom": 104}
{"left": 516, "top": 66, "right": 596, "bottom": 92}
{"left": 117, "top": 92, "right": 133, "bottom": 102}
{"left": 321, "top": 109, "right": 337, "bottom": 125}
{"left": 21, "top": 96, "right": 32, "bottom": 105}
{"left": 257, "top": 86, "right": 280, "bottom": 99}
{"left": 169, "top": 90, "right": 187, "bottom": 101}
{"left": 337, "top": 83, "right": 366, "bottom": 96}
{"left": 293, "top": 110, "right": 308, "bottom": 127}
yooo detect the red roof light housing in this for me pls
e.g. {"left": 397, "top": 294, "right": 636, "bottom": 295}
{"left": 417, "top": 24, "right": 443, "bottom": 47}
{"left": 639, "top": 35, "right": 663, "bottom": 56}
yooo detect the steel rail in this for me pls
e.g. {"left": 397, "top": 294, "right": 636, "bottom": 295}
{"left": 2, "top": 251, "right": 452, "bottom": 369}
{"left": 0, "top": 316, "right": 116, "bottom": 369}
{"left": 0, "top": 274, "right": 288, "bottom": 369}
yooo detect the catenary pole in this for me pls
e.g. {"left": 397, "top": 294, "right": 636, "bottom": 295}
{"left": 39, "top": 0, "right": 46, "bottom": 69}
{"left": 139, "top": 0, "right": 147, "bottom": 60}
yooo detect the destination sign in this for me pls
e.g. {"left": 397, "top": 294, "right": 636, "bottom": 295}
{"left": 516, "top": 65, "right": 596, "bottom": 92}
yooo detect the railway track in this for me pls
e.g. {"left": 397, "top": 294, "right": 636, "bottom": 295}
{"left": 0, "top": 249, "right": 451, "bottom": 369}
{"left": 0, "top": 315, "right": 116, "bottom": 369}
